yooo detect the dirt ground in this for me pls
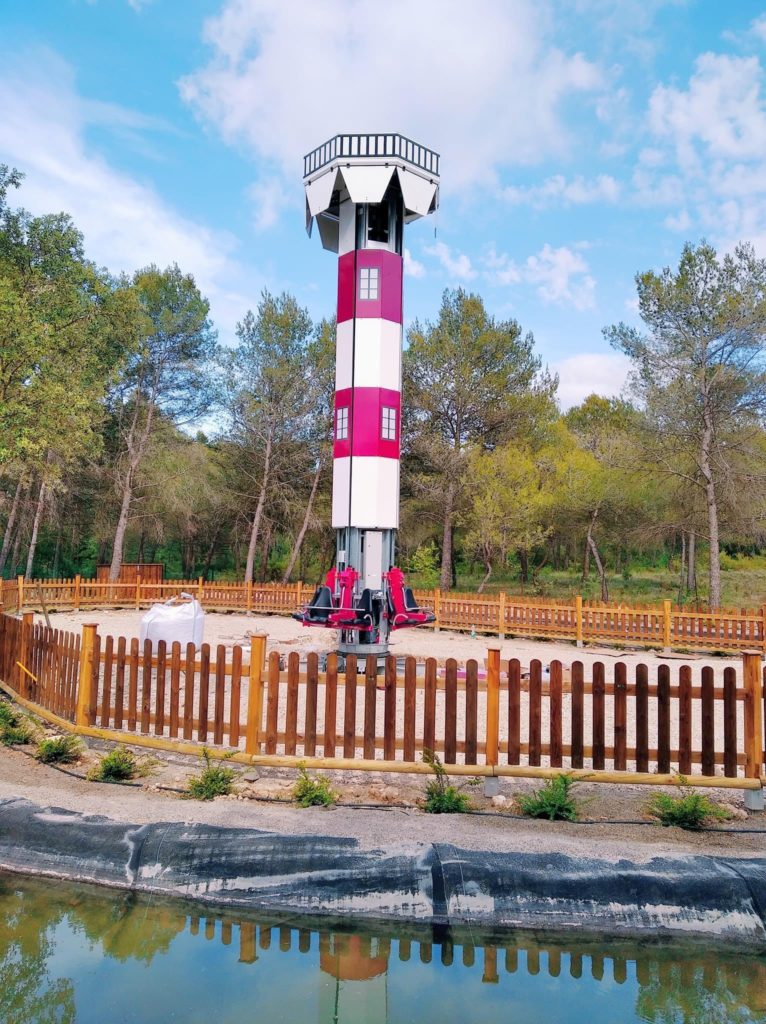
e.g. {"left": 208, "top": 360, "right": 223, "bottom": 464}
{"left": 40, "top": 607, "right": 744, "bottom": 681}
{"left": 0, "top": 731, "right": 764, "bottom": 862}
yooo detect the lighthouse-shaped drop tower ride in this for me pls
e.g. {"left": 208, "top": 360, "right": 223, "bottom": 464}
{"left": 295, "top": 133, "right": 440, "bottom": 658}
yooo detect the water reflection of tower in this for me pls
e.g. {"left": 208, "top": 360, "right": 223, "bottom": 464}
{"left": 319, "top": 932, "right": 390, "bottom": 1024}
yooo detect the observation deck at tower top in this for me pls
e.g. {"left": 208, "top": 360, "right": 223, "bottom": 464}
{"left": 303, "top": 133, "right": 440, "bottom": 181}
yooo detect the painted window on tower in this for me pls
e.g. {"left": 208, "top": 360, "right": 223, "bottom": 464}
{"left": 359, "top": 266, "right": 379, "bottom": 300}
{"left": 381, "top": 405, "right": 397, "bottom": 441}
{"left": 336, "top": 406, "right": 349, "bottom": 440}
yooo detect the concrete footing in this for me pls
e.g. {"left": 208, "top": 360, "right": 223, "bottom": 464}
{"left": 483, "top": 777, "right": 500, "bottom": 797}
{"left": 744, "top": 788, "right": 765, "bottom": 812}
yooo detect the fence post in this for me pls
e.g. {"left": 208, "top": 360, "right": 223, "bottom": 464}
{"left": 20, "top": 611, "right": 34, "bottom": 699}
{"left": 761, "top": 605, "right": 766, "bottom": 651}
{"left": 17, "top": 575, "right": 24, "bottom": 613}
{"left": 197, "top": 575, "right": 204, "bottom": 600}
{"left": 75, "top": 623, "right": 98, "bottom": 728}
{"left": 742, "top": 650, "right": 765, "bottom": 809}
{"left": 74, "top": 574, "right": 81, "bottom": 612}
{"left": 575, "top": 594, "right": 584, "bottom": 647}
{"left": 134, "top": 574, "right": 141, "bottom": 611}
{"left": 245, "top": 633, "right": 267, "bottom": 755}
{"left": 498, "top": 591, "right": 506, "bottom": 640}
{"left": 662, "top": 600, "right": 672, "bottom": 653}
{"left": 484, "top": 647, "right": 500, "bottom": 796}
{"left": 433, "top": 588, "right": 441, "bottom": 632}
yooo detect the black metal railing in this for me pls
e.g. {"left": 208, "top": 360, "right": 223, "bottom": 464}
{"left": 303, "top": 133, "right": 440, "bottom": 179}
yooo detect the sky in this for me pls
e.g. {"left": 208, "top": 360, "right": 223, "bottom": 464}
{"left": 2, "top": 0, "right": 766, "bottom": 408}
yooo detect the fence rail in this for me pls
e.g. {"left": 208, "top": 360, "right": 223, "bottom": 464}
{"left": 1, "top": 611, "right": 764, "bottom": 789}
{"left": 2, "top": 576, "right": 766, "bottom": 654}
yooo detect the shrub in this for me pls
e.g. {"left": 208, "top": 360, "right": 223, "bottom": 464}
{"left": 422, "top": 749, "right": 471, "bottom": 814}
{"left": 517, "top": 774, "right": 578, "bottom": 822}
{"left": 37, "top": 735, "right": 82, "bottom": 765}
{"left": 647, "top": 787, "right": 732, "bottom": 831}
{"left": 187, "top": 748, "right": 236, "bottom": 800}
{"left": 0, "top": 701, "right": 34, "bottom": 746}
{"left": 293, "top": 766, "right": 337, "bottom": 807}
{"left": 87, "top": 746, "right": 147, "bottom": 782}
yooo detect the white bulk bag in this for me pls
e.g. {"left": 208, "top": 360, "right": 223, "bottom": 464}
{"left": 139, "top": 593, "right": 204, "bottom": 648}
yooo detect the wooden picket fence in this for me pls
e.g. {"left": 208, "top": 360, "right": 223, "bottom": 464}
{"left": 1, "top": 610, "right": 764, "bottom": 788}
{"left": 2, "top": 575, "right": 765, "bottom": 654}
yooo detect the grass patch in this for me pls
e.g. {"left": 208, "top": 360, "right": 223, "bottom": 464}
{"left": 36, "top": 735, "right": 82, "bottom": 765}
{"left": 87, "top": 745, "right": 153, "bottom": 782}
{"left": 186, "top": 747, "right": 236, "bottom": 800}
{"left": 647, "top": 786, "right": 733, "bottom": 831}
{"left": 0, "top": 699, "right": 35, "bottom": 746}
{"left": 517, "top": 774, "right": 579, "bottom": 822}
{"left": 422, "top": 749, "right": 472, "bottom": 814}
{"left": 293, "top": 766, "right": 337, "bottom": 807}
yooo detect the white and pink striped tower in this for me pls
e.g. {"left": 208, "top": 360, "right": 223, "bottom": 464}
{"left": 301, "top": 134, "right": 440, "bottom": 657}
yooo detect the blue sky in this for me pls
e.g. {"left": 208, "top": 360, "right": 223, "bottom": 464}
{"left": 2, "top": 0, "right": 766, "bottom": 407}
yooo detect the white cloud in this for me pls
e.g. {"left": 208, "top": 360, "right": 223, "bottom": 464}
{"left": 522, "top": 244, "right": 596, "bottom": 309}
{"left": 643, "top": 51, "right": 766, "bottom": 253}
{"left": 502, "top": 173, "right": 620, "bottom": 208}
{"left": 0, "top": 50, "right": 257, "bottom": 338}
{"left": 247, "top": 176, "right": 291, "bottom": 232}
{"left": 751, "top": 14, "right": 766, "bottom": 44}
{"left": 483, "top": 242, "right": 596, "bottom": 310}
{"left": 425, "top": 241, "right": 476, "bottom": 281}
{"left": 649, "top": 53, "right": 766, "bottom": 168}
{"left": 552, "top": 352, "right": 631, "bottom": 410}
{"left": 179, "top": 0, "right": 602, "bottom": 196}
{"left": 403, "top": 248, "right": 426, "bottom": 279}
{"left": 663, "top": 209, "right": 691, "bottom": 232}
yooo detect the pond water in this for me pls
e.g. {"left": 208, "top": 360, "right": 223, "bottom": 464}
{"left": 1, "top": 871, "right": 765, "bottom": 1024}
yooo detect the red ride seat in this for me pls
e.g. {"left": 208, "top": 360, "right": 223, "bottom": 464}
{"left": 385, "top": 567, "right": 436, "bottom": 630}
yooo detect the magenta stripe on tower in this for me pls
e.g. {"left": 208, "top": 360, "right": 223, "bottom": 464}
{"left": 337, "top": 250, "right": 403, "bottom": 325}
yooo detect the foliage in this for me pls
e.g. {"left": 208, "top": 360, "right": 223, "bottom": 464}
{"left": 517, "top": 774, "right": 579, "bottom": 821}
{"left": 605, "top": 241, "right": 766, "bottom": 609}
{"left": 293, "top": 766, "right": 337, "bottom": 807}
{"left": 647, "top": 786, "right": 732, "bottom": 830}
{"left": 36, "top": 735, "right": 82, "bottom": 764}
{"left": 86, "top": 745, "right": 150, "bottom": 782}
{"left": 186, "top": 747, "right": 236, "bottom": 800}
{"left": 0, "top": 700, "right": 34, "bottom": 745}
{"left": 421, "top": 749, "right": 472, "bottom": 813}
{"left": 409, "top": 541, "right": 440, "bottom": 587}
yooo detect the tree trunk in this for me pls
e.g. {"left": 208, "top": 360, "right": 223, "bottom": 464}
{"left": 687, "top": 529, "right": 697, "bottom": 592}
{"left": 699, "top": 410, "right": 721, "bottom": 609}
{"left": 202, "top": 524, "right": 221, "bottom": 579}
{"left": 679, "top": 531, "right": 686, "bottom": 587}
{"left": 109, "top": 474, "right": 134, "bottom": 582}
{"left": 477, "top": 560, "right": 492, "bottom": 594}
{"left": 52, "top": 523, "right": 62, "bottom": 577}
{"left": 244, "top": 432, "right": 272, "bottom": 585}
{"left": 581, "top": 540, "right": 590, "bottom": 582}
{"left": 258, "top": 522, "right": 272, "bottom": 582}
{"left": 519, "top": 548, "right": 529, "bottom": 585}
{"left": 440, "top": 484, "right": 455, "bottom": 591}
{"left": 586, "top": 509, "right": 608, "bottom": 602}
{"left": 283, "top": 461, "right": 322, "bottom": 583}
{"left": 0, "top": 477, "right": 23, "bottom": 575}
{"left": 24, "top": 479, "right": 46, "bottom": 581}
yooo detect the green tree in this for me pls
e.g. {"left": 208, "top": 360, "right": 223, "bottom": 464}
{"left": 225, "top": 291, "right": 315, "bottom": 584}
{"left": 106, "top": 264, "right": 217, "bottom": 581}
{"left": 606, "top": 242, "right": 766, "bottom": 608}
{"left": 404, "top": 288, "right": 556, "bottom": 590}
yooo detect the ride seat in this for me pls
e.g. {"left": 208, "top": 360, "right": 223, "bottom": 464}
{"left": 292, "top": 584, "right": 334, "bottom": 624}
